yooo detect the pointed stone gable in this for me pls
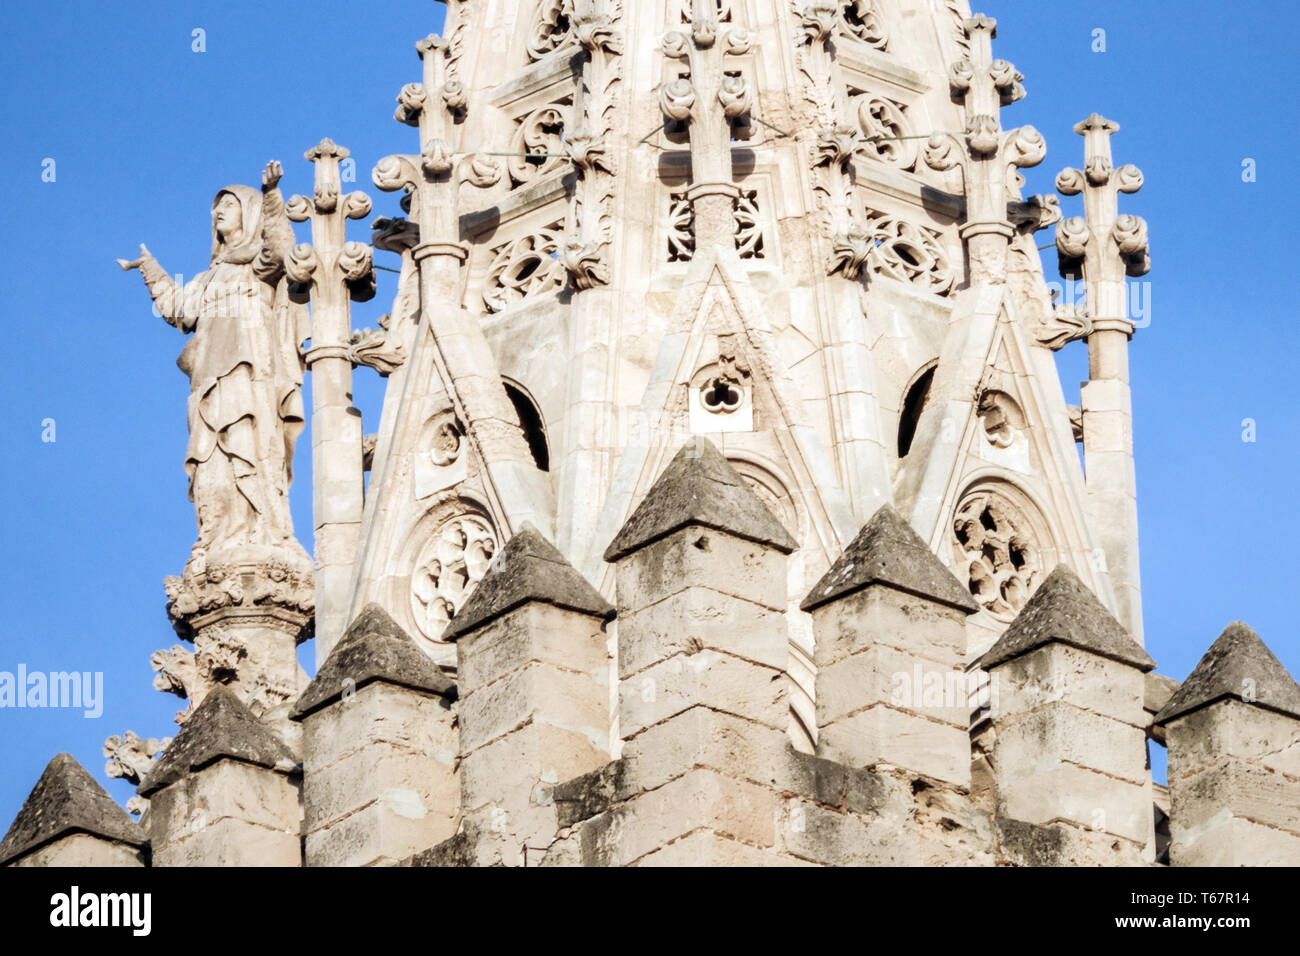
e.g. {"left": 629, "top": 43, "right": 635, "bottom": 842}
{"left": 0, "top": 753, "right": 145, "bottom": 865}
{"left": 977, "top": 564, "right": 1155, "bottom": 671}
{"left": 801, "top": 504, "right": 978, "bottom": 613}
{"left": 294, "top": 603, "right": 457, "bottom": 718}
{"left": 1154, "top": 622, "right": 1300, "bottom": 725}
{"left": 604, "top": 438, "right": 798, "bottom": 562}
{"left": 140, "top": 686, "right": 296, "bottom": 796}
{"left": 443, "top": 523, "right": 615, "bottom": 642}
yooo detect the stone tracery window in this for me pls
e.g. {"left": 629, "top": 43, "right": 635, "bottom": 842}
{"left": 860, "top": 208, "right": 955, "bottom": 296}
{"left": 666, "top": 189, "right": 766, "bottom": 261}
{"left": 483, "top": 226, "right": 568, "bottom": 313}
{"left": 952, "top": 486, "right": 1044, "bottom": 622}
{"left": 411, "top": 514, "right": 500, "bottom": 645}
{"left": 527, "top": 0, "right": 577, "bottom": 61}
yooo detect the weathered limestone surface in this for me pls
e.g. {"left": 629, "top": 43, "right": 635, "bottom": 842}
{"left": 0, "top": 754, "right": 146, "bottom": 867}
{"left": 295, "top": 604, "right": 459, "bottom": 866}
{"left": 141, "top": 686, "right": 300, "bottom": 867}
{"left": 979, "top": 565, "right": 1154, "bottom": 864}
{"left": 12, "top": 0, "right": 1283, "bottom": 871}
{"left": 1156, "top": 623, "right": 1300, "bottom": 866}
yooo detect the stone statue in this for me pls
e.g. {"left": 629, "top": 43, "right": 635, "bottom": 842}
{"left": 119, "top": 162, "right": 309, "bottom": 558}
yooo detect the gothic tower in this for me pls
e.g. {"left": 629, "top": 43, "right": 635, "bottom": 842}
{"left": 344, "top": 0, "right": 1149, "bottom": 749}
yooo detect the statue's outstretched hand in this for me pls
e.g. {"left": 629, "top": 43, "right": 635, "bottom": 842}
{"left": 262, "top": 160, "right": 283, "bottom": 193}
{"left": 117, "top": 242, "right": 152, "bottom": 271}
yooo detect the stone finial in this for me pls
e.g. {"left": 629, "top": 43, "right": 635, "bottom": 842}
{"left": 976, "top": 564, "right": 1155, "bottom": 672}
{"left": 801, "top": 504, "right": 977, "bottom": 613}
{"left": 294, "top": 603, "right": 456, "bottom": 718}
{"left": 604, "top": 439, "right": 798, "bottom": 562}
{"left": 139, "top": 685, "right": 296, "bottom": 796}
{"left": 1154, "top": 622, "right": 1300, "bottom": 725}
{"left": 443, "top": 524, "right": 614, "bottom": 642}
{"left": 0, "top": 754, "right": 145, "bottom": 866}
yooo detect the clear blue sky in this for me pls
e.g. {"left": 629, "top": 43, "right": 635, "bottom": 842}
{"left": 0, "top": 0, "right": 1294, "bottom": 823}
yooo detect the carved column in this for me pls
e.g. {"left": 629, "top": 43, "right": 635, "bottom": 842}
{"left": 1055, "top": 114, "right": 1149, "bottom": 642}
{"left": 284, "top": 138, "right": 375, "bottom": 660}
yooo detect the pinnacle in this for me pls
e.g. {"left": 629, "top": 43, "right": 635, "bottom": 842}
{"left": 976, "top": 564, "right": 1155, "bottom": 671}
{"left": 604, "top": 438, "right": 798, "bottom": 562}
{"left": 1154, "top": 622, "right": 1300, "bottom": 725}
{"left": 801, "top": 504, "right": 977, "bottom": 613}
{"left": 444, "top": 524, "right": 614, "bottom": 641}
{"left": 0, "top": 753, "right": 144, "bottom": 865}
{"left": 140, "top": 686, "right": 296, "bottom": 796}
{"left": 294, "top": 603, "right": 456, "bottom": 718}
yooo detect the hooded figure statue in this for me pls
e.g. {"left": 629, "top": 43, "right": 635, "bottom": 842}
{"left": 120, "top": 162, "right": 309, "bottom": 558}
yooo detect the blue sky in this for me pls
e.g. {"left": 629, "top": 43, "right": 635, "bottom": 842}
{"left": 0, "top": 0, "right": 1294, "bottom": 823}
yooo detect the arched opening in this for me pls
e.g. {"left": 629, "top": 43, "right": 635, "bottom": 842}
{"left": 504, "top": 381, "right": 550, "bottom": 473}
{"left": 897, "top": 363, "right": 936, "bottom": 458}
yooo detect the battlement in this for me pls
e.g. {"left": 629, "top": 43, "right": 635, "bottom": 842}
{"left": 7, "top": 439, "right": 1299, "bottom": 867}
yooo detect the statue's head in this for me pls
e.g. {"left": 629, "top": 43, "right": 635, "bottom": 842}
{"left": 212, "top": 192, "right": 244, "bottom": 244}
{"left": 209, "top": 184, "right": 264, "bottom": 265}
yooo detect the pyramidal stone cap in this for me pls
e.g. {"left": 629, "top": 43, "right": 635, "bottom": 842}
{"left": 444, "top": 523, "right": 615, "bottom": 642}
{"left": 295, "top": 603, "right": 456, "bottom": 718}
{"left": 0, "top": 753, "right": 145, "bottom": 866}
{"left": 976, "top": 564, "right": 1156, "bottom": 672}
{"left": 801, "top": 504, "right": 978, "bottom": 613}
{"left": 604, "top": 438, "right": 798, "bottom": 562}
{"left": 1154, "top": 622, "right": 1300, "bottom": 725}
{"left": 139, "top": 686, "right": 297, "bottom": 796}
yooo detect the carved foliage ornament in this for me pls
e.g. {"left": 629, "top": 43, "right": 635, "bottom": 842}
{"left": 855, "top": 94, "right": 916, "bottom": 169}
{"left": 508, "top": 102, "right": 571, "bottom": 187}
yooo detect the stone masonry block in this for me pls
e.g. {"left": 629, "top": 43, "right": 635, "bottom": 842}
{"left": 994, "top": 703, "right": 1149, "bottom": 785}
{"left": 989, "top": 643, "right": 1147, "bottom": 727}
{"left": 1170, "top": 816, "right": 1300, "bottom": 867}
{"left": 811, "top": 586, "right": 968, "bottom": 669}
{"left": 997, "top": 761, "right": 1149, "bottom": 844}
{"left": 619, "top": 649, "right": 787, "bottom": 741}
{"left": 620, "top": 705, "right": 791, "bottom": 794}
{"left": 817, "top": 643, "right": 970, "bottom": 728}
{"left": 457, "top": 602, "right": 608, "bottom": 693}
{"left": 150, "top": 759, "right": 300, "bottom": 849}
{"left": 9, "top": 833, "right": 144, "bottom": 868}
{"left": 460, "top": 661, "right": 609, "bottom": 753}
{"left": 1171, "top": 760, "right": 1300, "bottom": 837}
{"left": 615, "top": 527, "right": 788, "bottom": 614}
{"left": 819, "top": 705, "right": 971, "bottom": 787}
{"left": 303, "top": 745, "right": 458, "bottom": 835}
{"left": 1165, "top": 700, "right": 1300, "bottom": 782}
{"left": 302, "top": 682, "right": 455, "bottom": 772}
{"left": 617, "top": 586, "right": 788, "bottom": 678}
{"left": 153, "top": 816, "right": 300, "bottom": 868}
{"left": 460, "top": 719, "right": 608, "bottom": 817}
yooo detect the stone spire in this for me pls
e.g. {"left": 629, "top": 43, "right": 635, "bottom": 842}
{"left": 139, "top": 685, "right": 296, "bottom": 796}
{"left": 921, "top": 14, "right": 1046, "bottom": 283}
{"left": 1155, "top": 622, "right": 1300, "bottom": 725}
{"left": 285, "top": 138, "right": 375, "bottom": 658}
{"left": 977, "top": 563, "right": 1153, "bottom": 671}
{"left": 1055, "top": 114, "right": 1150, "bottom": 643}
{"left": 0, "top": 754, "right": 145, "bottom": 867}
{"left": 604, "top": 438, "right": 797, "bottom": 561}
{"left": 802, "top": 504, "right": 976, "bottom": 613}
{"left": 444, "top": 523, "right": 613, "bottom": 641}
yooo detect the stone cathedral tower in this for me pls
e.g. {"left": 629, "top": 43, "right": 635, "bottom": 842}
{"left": 346, "top": 0, "right": 1142, "bottom": 747}
{"left": 22, "top": 0, "right": 1300, "bottom": 871}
